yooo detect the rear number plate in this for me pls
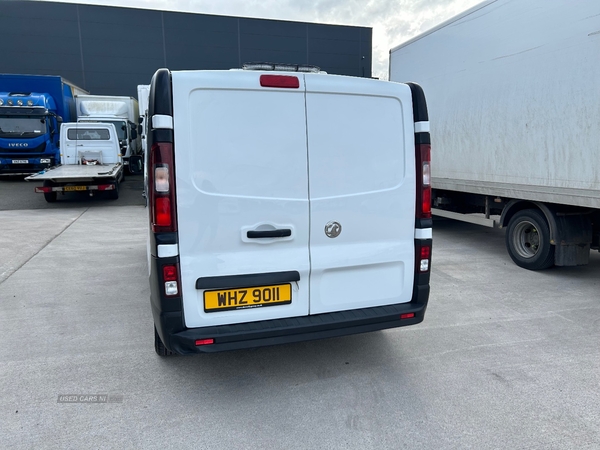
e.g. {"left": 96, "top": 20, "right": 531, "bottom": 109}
{"left": 204, "top": 283, "right": 291, "bottom": 312}
{"left": 12, "top": 159, "right": 29, "bottom": 164}
{"left": 64, "top": 186, "right": 87, "bottom": 192}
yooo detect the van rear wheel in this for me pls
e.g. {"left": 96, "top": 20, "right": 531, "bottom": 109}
{"left": 154, "top": 326, "right": 173, "bottom": 356}
{"left": 506, "top": 209, "right": 554, "bottom": 270}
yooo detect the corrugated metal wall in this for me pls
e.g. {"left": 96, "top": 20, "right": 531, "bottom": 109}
{"left": 0, "top": 1, "right": 372, "bottom": 97}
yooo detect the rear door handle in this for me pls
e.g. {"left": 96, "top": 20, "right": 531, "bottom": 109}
{"left": 247, "top": 229, "right": 292, "bottom": 239}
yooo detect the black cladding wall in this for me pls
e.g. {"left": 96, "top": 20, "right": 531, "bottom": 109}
{"left": 0, "top": 1, "right": 372, "bottom": 97}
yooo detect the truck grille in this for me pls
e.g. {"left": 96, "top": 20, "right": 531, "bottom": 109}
{"left": 0, "top": 142, "right": 47, "bottom": 154}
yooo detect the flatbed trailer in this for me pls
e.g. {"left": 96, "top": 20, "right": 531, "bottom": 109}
{"left": 26, "top": 162, "right": 124, "bottom": 202}
{"left": 24, "top": 122, "right": 129, "bottom": 202}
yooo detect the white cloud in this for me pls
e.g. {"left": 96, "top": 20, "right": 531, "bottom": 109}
{"left": 41, "top": 0, "right": 483, "bottom": 79}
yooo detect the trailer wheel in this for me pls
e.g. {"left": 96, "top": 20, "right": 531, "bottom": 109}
{"left": 43, "top": 181, "right": 57, "bottom": 203}
{"left": 108, "top": 181, "right": 119, "bottom": 200}
{"left": 154, "top": 326, "right": 173, "bottom": 357}
{"left": 506, "top": 209, "right": 554, "bottom": 270}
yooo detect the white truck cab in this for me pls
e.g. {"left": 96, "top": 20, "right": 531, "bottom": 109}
{"left": 60, "top": 122, "right": 121, "bottom": 166}
{"left": 146, "top": 65, "right": 432, "bottom": 355}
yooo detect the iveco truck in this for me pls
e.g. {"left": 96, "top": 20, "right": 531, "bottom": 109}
{"left": 0, "top": 74, "right": 87, "bottom": 174}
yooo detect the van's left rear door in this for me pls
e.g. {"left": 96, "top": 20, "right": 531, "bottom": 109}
{"left": 172, "top": 71, "right": 310, "bottom": 328}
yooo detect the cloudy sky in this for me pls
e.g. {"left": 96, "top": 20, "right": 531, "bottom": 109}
{"left": 44, "top": 0, "right": 483, "bottom": 79}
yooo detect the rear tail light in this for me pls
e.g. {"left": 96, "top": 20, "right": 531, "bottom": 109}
{"left": 420, "top": 246, "right": 431, "bottom": 272}
{"left": 416, "top": 243, "right": 431, "bottom": 273}
{"left": 162, "top": 264, "right": 180, "bottom": 296}
{"left": 155, "top": 197, "right": 172, "bottom": 227}
{"left": 154, "top": 166, "right": 169, "bottom": 192}
{"left": 416, "top": 144, "right": 432, "bottom": 219}
{"left": 149, "top": 142, "right": 177, "bottom": 232}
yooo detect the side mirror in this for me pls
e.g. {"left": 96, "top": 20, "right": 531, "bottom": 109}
{"left": 56, "top": 116, "right": 63, "bottom": 126}
{"left": 138, "top": 116, "right": 143, "bottom": 124}
{"left": 129, "top": 155, "right": 143, "bottom": 174}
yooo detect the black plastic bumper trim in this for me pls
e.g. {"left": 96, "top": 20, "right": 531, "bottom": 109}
{"left": 164, "top": 290, "right": 428, "bottom": 354}
{"left": 196, "top": 270, "right": 300, "bottom": 290}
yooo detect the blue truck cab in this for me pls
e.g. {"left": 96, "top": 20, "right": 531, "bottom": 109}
{"left": 0, "top": 74, "right": 87, "bottom": 174}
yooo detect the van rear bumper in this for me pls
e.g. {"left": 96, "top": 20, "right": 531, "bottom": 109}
{"left": 153, "top": 285, "right": 429, "bottom": 354}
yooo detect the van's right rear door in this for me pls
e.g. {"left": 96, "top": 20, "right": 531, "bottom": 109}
{"left": 304, "top": 75, "right": 416, "bottom": 315}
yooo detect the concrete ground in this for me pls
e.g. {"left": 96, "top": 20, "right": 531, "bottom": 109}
{"left": 1, "top": 204, "right": 599, "bottom": 449}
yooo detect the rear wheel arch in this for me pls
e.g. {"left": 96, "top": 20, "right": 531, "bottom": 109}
{"left": 501, "top": 200, "right": 558, "bottom": 243}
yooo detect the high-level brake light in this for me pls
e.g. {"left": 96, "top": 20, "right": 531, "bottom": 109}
{"left": 260, "top": 75, "right": 300, "bottom": 89}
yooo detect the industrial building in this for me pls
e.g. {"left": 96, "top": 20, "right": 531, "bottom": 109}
{"left": 1, "top": 1, "right": 372, "bottom": 97}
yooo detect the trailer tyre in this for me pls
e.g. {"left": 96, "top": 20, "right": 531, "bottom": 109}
{"left": 154, "top": 326, "right": 173, "bottom": 357}
{"left": 108, "top": 181, "right": 119, "bottom": 200}
{"left": 506, "top": 209, "right": 554, "bottom": 270}
{"left": 43, "top": 181, "right": 57, "bottom": 203}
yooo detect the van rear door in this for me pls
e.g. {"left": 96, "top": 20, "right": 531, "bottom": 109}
{"left": 304, "top": 75, "right": 416, "bottom": 314}
{"left": 172, "top": 71, "right": 310, "bottom": 328}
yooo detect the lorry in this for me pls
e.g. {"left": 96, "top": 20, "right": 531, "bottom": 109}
{"left": 75, "top": 94, "right": 142, "bottom": 172}
{"left": 25, "top": 122, "right": 140, "bottom": 202}
{"left": 0, "top": 74, "right": 87, "bottom": 175}
{"left": 145, "top": 65, "right": 432, "bottom": 355}
{"left": 389, "top": 0, "right": 600, "bottom": 270}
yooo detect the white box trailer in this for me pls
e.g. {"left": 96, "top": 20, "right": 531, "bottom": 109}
{"left": 75, "top": 94, "right": 142, "bottom": 170}
{"left": 389, "top": 0, "right": 600, "bottom": 270}
{"left": 145, "top": 65, "right": 433, "bottom": 355}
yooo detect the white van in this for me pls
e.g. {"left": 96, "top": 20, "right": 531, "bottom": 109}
{"left": 146, "top": 65, "right": 432, "bottom": 355}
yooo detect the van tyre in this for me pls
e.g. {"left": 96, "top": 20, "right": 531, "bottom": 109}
{"left": 154, "top": 326, "right": 173, "bottom": 356}
{"left": 43, "top": 180, "right": 57, "bottom": 203}
{"left": 506, "top": 209, "right": 554, "bottom": 270}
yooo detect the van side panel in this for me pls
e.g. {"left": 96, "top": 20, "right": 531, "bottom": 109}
{"left": 304, "top": 76, "right": 416, "bottom": 314}
{"left": 171, "top": 71, "right": 311, "bottom": 328}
